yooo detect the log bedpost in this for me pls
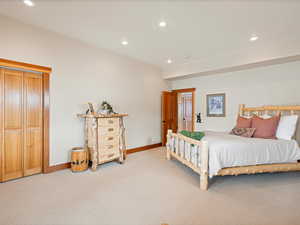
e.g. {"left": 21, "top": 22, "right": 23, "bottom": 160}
{"left": 166, "top": 129, "right": 172, "bottom": 160}
{"left": 239, "top": 104, "right": 245, "bottom": 117}
{"left": 200, "top": 140, "right": 209, "bottom": 190}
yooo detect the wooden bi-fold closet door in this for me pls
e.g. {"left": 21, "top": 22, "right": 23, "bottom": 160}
{"left": 1, "top": 69, "right": 24, "bottom": 181}
{"left": 0, "top": 68, "right": 43, "bottom": 181}
{"left": 23, "top": 72, "right": 43, "bottom": 176}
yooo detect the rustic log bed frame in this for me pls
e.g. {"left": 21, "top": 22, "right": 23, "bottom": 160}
{"left": 166, "top": 104, "right": 300, "bottom": 190}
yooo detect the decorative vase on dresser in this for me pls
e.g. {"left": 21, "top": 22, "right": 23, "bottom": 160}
{"left": 78, "top": 113, "right": 128, "bottom": 171}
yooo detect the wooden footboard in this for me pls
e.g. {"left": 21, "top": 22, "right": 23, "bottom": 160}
{"left": 166, "top": 130, "right": 209, "bottom": 190}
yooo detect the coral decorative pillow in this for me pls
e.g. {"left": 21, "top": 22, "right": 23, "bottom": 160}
{"left": 230, "top": 127, "right": 256, "bottom": 138}
{"left": 236, "top": 116, "right": 252, "bottom": 128}
{"left": 251, "top": 115, "right": 280, "bottom": 139}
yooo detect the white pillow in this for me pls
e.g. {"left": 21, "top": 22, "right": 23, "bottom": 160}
{"left": 276, "top": 115, "right": 298, "bottom": 140}
{"left": 260, "top": 114, "right": 272, "bottom": 119}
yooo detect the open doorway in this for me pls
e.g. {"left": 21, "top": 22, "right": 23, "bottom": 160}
{"left": 161, "top": 88, "right": 195, "bottom": 145}
{"left": 177, "top": 92, "right": 193, "bottom": 132}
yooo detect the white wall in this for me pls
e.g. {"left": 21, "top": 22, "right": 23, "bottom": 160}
{"left": 170, "top": 61, "right": 300, "bottom": 132}
{"left": 0, "top": 15, "right": 167, "bottom": 165}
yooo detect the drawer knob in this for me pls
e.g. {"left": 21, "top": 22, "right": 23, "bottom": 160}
{"left": 108, "top": 137, "right": 114, "bottom": 141}
{"left": 108, "top": 128, "right": 114, "bottom": 132}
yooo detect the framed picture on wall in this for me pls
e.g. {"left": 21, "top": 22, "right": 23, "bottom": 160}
{"left": 206, "top": 93, "right": 226, "bottom": 117}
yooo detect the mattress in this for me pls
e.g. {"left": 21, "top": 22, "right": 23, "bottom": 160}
{"left": 173, "top": 131, "right": 300, "bottom": 177}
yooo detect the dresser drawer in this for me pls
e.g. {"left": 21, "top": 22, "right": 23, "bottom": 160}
{"left": 98, "top": 142, "right": 120, "bottom": 154}
{"left": 99, "top": 135, "right": 119, "bottom": 145}
{"left": 98, "top": 152, "right": 120, "bottom": 163}
{"left": 98, "top": 126, "right": 119, "bottom": 136}
{"left": 98, "top": 118, "right": 119, "bottom": 127}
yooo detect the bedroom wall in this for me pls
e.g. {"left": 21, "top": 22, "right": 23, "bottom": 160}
{"left": 169, "top": 61, "right": 300, "bottom": 132}
{"left": 0, "top": 15, "right": 168, "bottom": 165}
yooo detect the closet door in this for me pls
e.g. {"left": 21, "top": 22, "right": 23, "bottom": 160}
{"left": 24, "top": 72, "right": 43, "bottom": 176}
{"left": 2, "top": 69, "right": 24, "bottom": 181}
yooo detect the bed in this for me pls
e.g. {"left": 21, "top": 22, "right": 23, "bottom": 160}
{"left": 166, "top": 104, "right": 300, "bottom": 190}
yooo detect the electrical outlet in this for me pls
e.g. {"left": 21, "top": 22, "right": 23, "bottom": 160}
{"left": 151, "top": 137, "right": 159, "bottom": 144}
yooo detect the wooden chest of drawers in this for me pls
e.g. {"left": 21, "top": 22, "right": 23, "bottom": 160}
{"left": 98, "top": 117, "right": 120, "bottom": 164}
{"left": 78, "top": 114, "right": 128, "bottom": 171}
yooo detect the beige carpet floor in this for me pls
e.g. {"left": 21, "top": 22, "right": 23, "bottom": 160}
{"left": 1, "top": 147, "right": 300, "bottom": 225}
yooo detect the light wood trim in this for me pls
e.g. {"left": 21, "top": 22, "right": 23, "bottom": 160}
{"left": 0, "top": 58, "right": 52, "bottom": 73}
{"left": 42, "top": 73, "right": 50, "bottom": 173}
{"left": 217, "top": 162, "right": 300, "bottom": 176}
{"left": 126, "top": 143, "right": 162, "bottom": 154}
{"left": 172, "top": 88, "right": 196, "bottom": 93}
{"left": 46, "top": 162, "right": 71, "bottom": 173}
{"left": 242, "top": 105, "right": 300, "bottom": 112}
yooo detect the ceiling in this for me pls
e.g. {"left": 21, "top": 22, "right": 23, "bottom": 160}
{"left": 0, "top": 0, "right": 300, "bottom": 78}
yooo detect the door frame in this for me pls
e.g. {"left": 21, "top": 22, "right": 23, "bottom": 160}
{"left": 161, "top": 88, "right": 196, "bottom": 145}
{"left": 172, "top": 88, "right": 196, "bottom": 132}
{"left": 0, "top": 58, "right": 52, "bottom": 174}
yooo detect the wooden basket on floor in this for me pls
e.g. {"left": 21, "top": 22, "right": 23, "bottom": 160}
{"left": 71, "top": 147, "right": 89, "bottom": 172}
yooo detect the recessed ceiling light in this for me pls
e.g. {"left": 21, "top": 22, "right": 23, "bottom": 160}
{"left": 249, "top": 35, "right": 259, "bottom": 42}
{"left": 167, "top": 59, "right": 172, "bottom": 64}
{"left": 121, "top": 40, "right": 128, "bottom": 46}
{"left": 159, "top": 21, "right": 167, "bottom": 28}
{"left": 23, "top": 0, "right": 35, "bottom": 7}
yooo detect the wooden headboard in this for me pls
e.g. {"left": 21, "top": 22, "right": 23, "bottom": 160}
{"left": 239, "top": 104, "right": 300, "bottom": 144}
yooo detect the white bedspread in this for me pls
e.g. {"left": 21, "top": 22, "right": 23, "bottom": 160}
{"left": 202, "top": 131, "right": 300, "bottom": 177}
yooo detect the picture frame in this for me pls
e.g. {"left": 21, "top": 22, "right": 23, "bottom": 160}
{"left": 206, "top": 93, "right": 226, "bottom": 117}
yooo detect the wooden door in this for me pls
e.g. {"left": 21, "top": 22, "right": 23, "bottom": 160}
{"left": 24, "top": 72, "right": 43, "bottom": 176}
{"left": 2, "top": 69, "right": 24, "bottom": 181}
{"left": 161, "top": 91, "right": 177, "bottom": 145}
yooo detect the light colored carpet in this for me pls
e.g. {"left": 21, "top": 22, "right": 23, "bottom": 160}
{"left": 1, "top": 147, "right": 300, "bottom": 225}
